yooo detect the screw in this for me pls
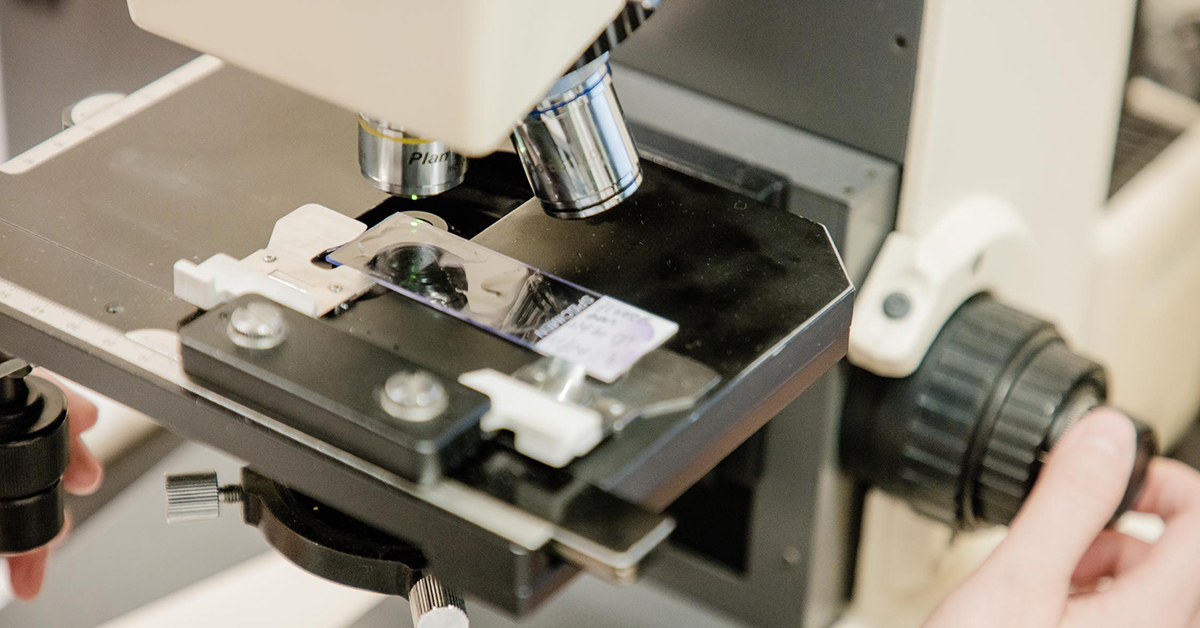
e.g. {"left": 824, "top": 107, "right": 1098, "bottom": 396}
{"left": 105, "top": 302, "right": 123, "bottom": 315}
{"left": 227, "top": 302, "right": 287, "bottom": 350}
{"left": 537, "top": 358, "right": 592, "bottom": 405}
{"left": 263, "top": 254, "right": 277, "bottom": 263}
{"left": 328, "top": 283, "right": 343, "bottom": 293}
{"left": 782, "top": 546, "right": 802, "bottom": 567}
{"left": 165, "top": 472, "right": 244, "bottom": 524}
{"left": 380, "top": 371, "right": 448, "bottom": 422}
{"left": 882, "top": 292, "right": 911, "bottom": 320}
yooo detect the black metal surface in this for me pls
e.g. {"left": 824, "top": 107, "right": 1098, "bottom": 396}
{"left": 241, "top": 468, "right": 428, "bottom": 596}
{"left": 476, "top": 162, "right": 848, "bottom": 383}
{"left": 630, "top": 122, "right": 789, "bottom": 209}
{"left": 613, "top": 0, "right": 924, "bottom": 162}
{"left": 181, "top": 296, "right": 490, "bottom": 485}
{"left": 452, "top": 443, "right": 671, "bottom": 560}
{"left": 184, "top": 295, "right": 673, "bottom": 568}
{"left": 475, "top": 161, "right": 853, "bottom": 507}
{"left": 649, "top": 368, "right": 857, "bottom": 628}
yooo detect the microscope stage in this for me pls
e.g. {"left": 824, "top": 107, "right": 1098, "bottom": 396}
{"left": 0, "top": 65, "right": 851, "bottom": 614}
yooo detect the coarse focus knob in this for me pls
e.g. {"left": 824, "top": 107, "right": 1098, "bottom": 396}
{"left": 409, "top": 575, "right": 469, "bottom": 628}
{"left": 0, "top": 359, "right": 70, "bottom": 554}
{"left": 165, "top": 472, "right": 243, "bottom": 524}
{"left": 842, "top": 295, "right": 1157, "bottom": 530}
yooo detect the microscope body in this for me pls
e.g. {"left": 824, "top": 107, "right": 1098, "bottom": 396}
{"left": 126, "top": 0, "right": 628, "bottom": 156}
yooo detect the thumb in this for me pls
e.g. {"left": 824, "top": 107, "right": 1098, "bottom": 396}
{"left": 984, "top": 408, "right": 1137, "bottom": 593}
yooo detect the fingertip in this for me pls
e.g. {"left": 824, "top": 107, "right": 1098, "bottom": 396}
{"left": 63, "top": 434, "right": 103, "bottom": 496}
{"left": 63, "top": 455, "right": 103, "bottom": 496}
{"left": 993, "top": 409, "right": 1139, "bottom": 585}
{"left": 1063, "top": 408, "right": 1137, "bottom": 464}
{"left": 1133, "top": 458, "right": 1200, "bottom": 521}
{"left": 8, "top": 550, "right": 48, "bottom": 601}
{"left": 1030, "top": 408, "right": 1137, "bottom": 516}
{"left": 65, "top": 392, "right": 99, "bottom": 434}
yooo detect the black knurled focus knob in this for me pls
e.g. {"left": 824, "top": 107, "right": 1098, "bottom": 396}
{"left": 975, "top": 341, "right": 1104, "bottom": 525}
{"left": 0, "top": 359, "right": 70, "bottom": 553}
{"left": 843, "top": 295, "right": 1157, "bottom": 530}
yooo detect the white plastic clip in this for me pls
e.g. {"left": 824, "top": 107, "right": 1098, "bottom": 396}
{"left": 459, "top": 369, "right": 603, "bottom": 468}
{"left": 173, "top": 204, "right": 375, "bottom": 317}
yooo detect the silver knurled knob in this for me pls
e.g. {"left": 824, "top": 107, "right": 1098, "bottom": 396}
{"left": 165, "top": 472, "right": 244, "bottom": 524}
{"left": 409, "top": 575, "right": 469, "bottom": 628}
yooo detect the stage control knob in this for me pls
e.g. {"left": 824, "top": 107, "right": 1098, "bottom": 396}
{"left": 409, "top": 574, "right": 469, "bottom": 628}
{"left": 842, "top": 295, "right": 1156, "bottom": 529}
{"left": 0, "top": 358, "right": 70, "bottom": 553}
{"left": 165, "top": 471, "right": 244, "bottom": 524}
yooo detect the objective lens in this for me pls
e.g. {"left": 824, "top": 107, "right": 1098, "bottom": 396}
{"left": 358, "top": 115, "right": 467, "bottom": 198}
{"left": 512, "top": 55, "right": 642, "bottom": 219}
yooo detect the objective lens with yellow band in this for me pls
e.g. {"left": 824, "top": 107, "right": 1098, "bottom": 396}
{"left": 358, "top": 115, "right": 467, "bottom": 197}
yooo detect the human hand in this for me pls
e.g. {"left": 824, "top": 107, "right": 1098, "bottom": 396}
{"left": 923, "top": 408, "right": 1200, "bottom": 628}
{"left": 4, "top": 370, "right": 102, "bottom": 601}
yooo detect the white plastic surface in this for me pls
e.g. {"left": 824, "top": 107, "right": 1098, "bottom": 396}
{"left": 849, "top": 199, "right": 1030, "bottom": 377}
{"left": 836, "top": 491, "right": 1006, "bottom": 628}
{"left": 0, "top": 26, "right": 7, "bottom": 162}
{"left": 173, "top": 204, "right": 374, "bottom": 317}
{"left": 125, "top": 0, "right": 626, "bottom": 155}
{"left": 66, "top": 92, "right": 127, "bottom": 127}
{"left": 459, "top": 369, "right": 603, "bottom": 468}
{"left": 895, "top": 0, "right": 1134, "bottom": 339}
{"left": 1091, "top": 119, "right": 1200, "bottom": 446}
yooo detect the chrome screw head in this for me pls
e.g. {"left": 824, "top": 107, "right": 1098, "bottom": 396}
{"left": 227, "top": 302, "right": 287, "bottom": 350}
{"left": 380, "top": 371, "right": 448, "bottom": 422}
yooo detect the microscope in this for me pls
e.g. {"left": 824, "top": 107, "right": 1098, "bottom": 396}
{"left": 2, "top": 1, "right": 1199, "bottom": 627}
{"left": 0, "top": 0, "right": 854, "bottom": 623}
